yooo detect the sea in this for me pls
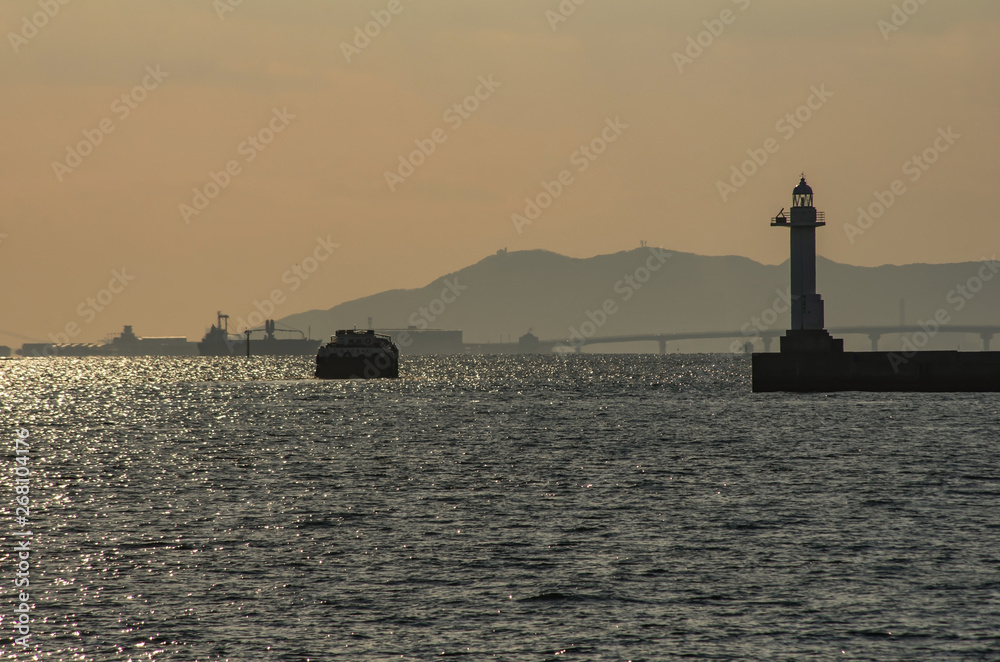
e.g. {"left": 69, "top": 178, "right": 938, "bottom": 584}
{"left": 2, "top": 354, "right": 999, "bottom": 661}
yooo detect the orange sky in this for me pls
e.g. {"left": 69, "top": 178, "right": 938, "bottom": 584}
{"left": 2, "top": 0, "right": 998, "bottom": 345}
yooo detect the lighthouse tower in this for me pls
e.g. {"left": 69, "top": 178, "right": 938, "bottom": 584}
{"left": 770, "top": 177, "right": 843, "bottom": 353}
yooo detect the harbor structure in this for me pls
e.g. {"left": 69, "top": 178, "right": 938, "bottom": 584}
{"left": 752, "top": 177, "right": 1000, "bottom": 392}
{"left": 198, "top": 312, "right": 320, "bottom": 356}
{"left": 16, "top": 326, "right": 197, "bottom": 357}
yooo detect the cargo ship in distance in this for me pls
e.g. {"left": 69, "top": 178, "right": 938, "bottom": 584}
{"left": 315, "top": 329, "right": 399, "bottom": 379}
{"left": 198, "top": 312, "right": 320, "bottom": 356}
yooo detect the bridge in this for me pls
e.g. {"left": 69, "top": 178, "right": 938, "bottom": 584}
{"left": 533, "top": 325, "right": 1000, "bottom": 353}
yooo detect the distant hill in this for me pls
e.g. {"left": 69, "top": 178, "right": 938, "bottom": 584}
{"left": 280, "top": 248, "right": 1000, "bottom": 351}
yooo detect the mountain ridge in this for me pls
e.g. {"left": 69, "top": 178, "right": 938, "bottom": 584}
{"left": 280, "top": 248, "right": 1000, "bottom": 351}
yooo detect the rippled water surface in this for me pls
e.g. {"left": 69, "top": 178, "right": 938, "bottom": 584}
{"left": 2, "top": 355, "right": 999, "bottom": 661}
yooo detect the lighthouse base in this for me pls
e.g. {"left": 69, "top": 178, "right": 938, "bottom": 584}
{"left": 753, "top": 350, "right": 1000, "bottom": 392}
{"left": 780, "top": 329, "right": 843, "bottom": 354}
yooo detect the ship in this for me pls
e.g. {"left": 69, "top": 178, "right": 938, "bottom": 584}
{"left": 197, "top": 312, "right": 320, "bottom": 356}
{"left": 315, "top": 329, "right": 399, "bottom": 379}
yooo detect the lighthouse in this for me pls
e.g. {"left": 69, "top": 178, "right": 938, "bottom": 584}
{"left": 753, "top": 176, "right": 1000, "bottom": 391}
{"left": 769, "top": 177, "right": 842, "bottom": 353}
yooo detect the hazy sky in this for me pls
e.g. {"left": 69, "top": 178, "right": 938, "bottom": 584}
{"left": 2, "top": 0, "right": 998, "bottom": 345}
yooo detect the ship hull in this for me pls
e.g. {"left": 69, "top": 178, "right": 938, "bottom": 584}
{"left": 315, "top": 351, "right": 399, "bottom": 379}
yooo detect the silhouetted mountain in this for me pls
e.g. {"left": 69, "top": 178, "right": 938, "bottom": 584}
{"left": 280, "top": 248, "right": 1000, "bottom": 351}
